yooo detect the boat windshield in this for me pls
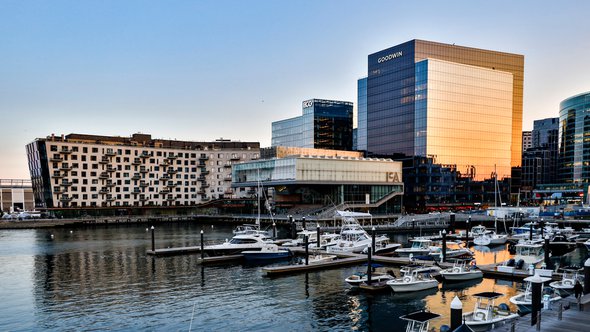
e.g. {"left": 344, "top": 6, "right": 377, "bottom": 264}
{"left": 229, "top": 238, "right": 259, "bottom": 244}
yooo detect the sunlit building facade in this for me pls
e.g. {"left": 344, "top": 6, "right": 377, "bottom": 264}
{"left": 272, "top": 99, "right": 353, "bottom": 151}
{"left": 559, "top": 92, "right": 590, "bottom": 183}
{"left": 366, "top": 39, "right": 524, "bottom": 181}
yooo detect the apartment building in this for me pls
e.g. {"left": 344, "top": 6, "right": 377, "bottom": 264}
{"left": 26, "top": 133, "right": 259, "bottom": 209}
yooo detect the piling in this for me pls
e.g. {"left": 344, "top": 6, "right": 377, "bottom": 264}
{"left": 367, "top": 246, "right": 372, "bottom": 284}
{"left": 465, "top": 217, "right": 470, "bottom": 245}
{"left": 273, "top": 223, "right": 277, "bottom": 240}
{"left": 585, "top": 258, "right": 590, "bottom": 294}
{"left": 529, "top": 222, "right": 533, "bottom": 241}
{"left": 200, "top": 230, "right": 204, "bottom": 260}
{"left": 304, "top": 234, "right": 309, "bottom": 266}
{"left": 544, "top": 236, "right": 551, "bottom": 268}
{"left": 530, "top": 275, "right": 543, "bottom": 326}
{"left": 302, "top": 217, "right": 306, "bottom": 230}
{"left": 151, "top": 226, "right": 155, "bottom": 252}
{"left": 412, "top": 218, "right": 415, "bottom": 230}
{"left": 317, "top": 224, "right": 321, "bottom": 249}
{"left": 449, "top": 213, "right": 455, "bottom": 233}
{"left": 450, "top": 295, "right": 462, "bottom": 331}
{"left": 371, "top": 227, "right": 376, "bottom": 254}
{"left": 290, "top": 215, "right": 297, "bottom": 239}
{"left": 540, "top": 219, "right": 545, "bottom": 238}
{"left": 442, "top": 231, "right": 447, "bottom": 262}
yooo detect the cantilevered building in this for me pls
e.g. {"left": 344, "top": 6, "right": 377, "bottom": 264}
{"left": 364, "top": 39, "right": 524, "bottom": 181}
{"left": 26, "top": 133, "right": 259, "bottom": 209}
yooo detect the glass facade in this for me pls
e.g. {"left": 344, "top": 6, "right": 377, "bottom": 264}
{"left": 271, "top": 99, "right": 353, "bottom": 150}
{"left": 559, "top": 92, "right": 590, "bottom": 183}
{"left": 367, "top": 39, "right": 524, "bottom": 180}
{"left": 356, "top": 77, "right": 368, "bottom": 151}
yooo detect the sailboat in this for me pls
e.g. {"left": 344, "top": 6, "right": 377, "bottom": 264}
{"left": 233, "top": 168, "right": 271, "bottom": 238}
{"left": 479, "top": 167, "right": 508, "bottom": 246}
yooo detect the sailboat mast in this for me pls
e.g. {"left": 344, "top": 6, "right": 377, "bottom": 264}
{"left": 257, "top": 168, "right": 261, "bottom": 226}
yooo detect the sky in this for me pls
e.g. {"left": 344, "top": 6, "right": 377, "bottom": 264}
{"left": 1, "top": 0, "right": 590, "bottom": 179}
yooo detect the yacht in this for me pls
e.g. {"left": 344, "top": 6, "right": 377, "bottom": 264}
{"left": 513, "top": 239, "right": 544, "bottom": 265}
{"left": 395, "top": 238, "right": 434, "bottom": 257}
{"left": 463, "top": 292, "right": 519, "bottom": 332}
{"left": 326, "top": 211, "right": 390, "bottom": 254}
{"left": 203, "top": 233, "right": 275, "bottom": 256}
{"left": 429, "top": 241, "right": 474, "bottom": 260}
{"left": 439, "top": 262, "right": 483, "bottom": 282}
{"left": 345, "top": 268, "right": 396, "bottom": 288}
{"left": 242, "top": 246, "right": 291, "bottom": 262}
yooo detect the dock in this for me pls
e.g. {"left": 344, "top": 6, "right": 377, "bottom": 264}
{"left": 490, "top": 296, "right": 590, "bottom": 331}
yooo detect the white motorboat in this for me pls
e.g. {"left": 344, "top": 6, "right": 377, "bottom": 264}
{"left": 474, "top": 230, "right": 508, "bottom": 246}
{"left": 326, "top": 211, "right": 390, "bottom": 254}
{"left": 549, "top": 268, "right": 581, "bottom": 294}
{"left": 345, "top": 265, "right": 396, "bottom": 288}
{"left": 233, "top": 224, "right": 270, "bottom": 237}
{"left": 203, "top": 233, "right": 275, "bottom": 256}
{"left": 395, "top": 238, "right": 433, "bottom": 257}
{"left": 282, "top": 229, "right": 318, "bottom": 247}
{"left": 509, "top": 275, "right": 561, "bottom": 313}
{"left": 400, "top": 311, "right": 440, "bottom": 332}
{"left": 513, "top": 239, "right": 545, "bottom": 265}
{"left": 429, "top": 241, "right": 474, "bottom": 260}
{"left": 305, "top": 253, "right": 337, "bottom": 264}
{"left": 440, "top": 262, "right": 483, "bottom": 282}
{"left": 386, "top": 265, "right": 439, "bottom": 292}
{"left": 463, "top": 292, "right": 519, "bottom": 332}
{"left": 473, "top": 234, "right": 491, "bottom": 246}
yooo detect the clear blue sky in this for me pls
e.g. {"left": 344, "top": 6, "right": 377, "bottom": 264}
{"left": 2, "top": 0, "right": 589, "bottom": 179}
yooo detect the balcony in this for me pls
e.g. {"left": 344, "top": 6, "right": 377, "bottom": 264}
{"left": 139, "top": 195, "right": 148, "bottom": 201}
{"left": 105, "top": 181, "right": 115, "bottom": 187}
{"left": 132, "top": 158, "right": 142, "bottom": 165}
{"left": 50, "top": 156, "right": 64, "bottom": 162}
{"left": 59, "top": 148, "right": 72, "bottom": 154}
{"left": 60, "top": 196, "right": 73, "bottom": 202}
{"left": 99, "top": 157, "right": 110, "bottom": 164}
{"left": 60, "top": 164, "right": 72, "bottom": 171}
{"left": 106, "top": 196, "right": 116, "bottom": 202}
{"left": 167, "top": 154, "right": 177, "bottom": 160}
{"left": 131, "top": 174, "right": 141, "bottom": 180}
{"left": 167, "top": 168, "right": 178, "bottom": 174}
{"left": 53, "top": 187, "right": 64, "bottom": 194}
{"left": 159, "top": 160, "right": 170, "bottom": 166}
{"left": 166, "top": 196, "right": 176, "bottom": 201}
{"left": 200, "top": 168, "right": 209, "bottom": 175}
{"left": 230, "top": 155, "right": 240, "bottom": 161}
{"left": 160, "top": 188, "right": 170, "bottom": 194}
{"left": 139, "top": 181, "right": 149, "bottom": 187}
{"left": 140, "top": 152, "right": 150, "bottom": 159}
{"left": 160, "top": 175, "right": 171, "bottom": 181}
{"left": 197, "top": 190, "right": 205, "bottom": 195}
{"left": 132, "top": 188, "right": 141, "bottom": 194}
{"left": 166, "top": 182, "right": 177, "bottom": 187}
{"left": 197, "top": 176, "right": 207, "bottom": 182}
{"left": 52, "top": 172, "right": 63, "bottom": 178}
{"left": 105, "top": 150, "right": 116, "bottom": 156}
{"left": 99, "top": 172, "right": 109, "bottom": 179}
{"left": 224, "top": 175, "right": 232, "bottom": 181}
{"left": 99, "top": 188, "right": 109, "bottom": 194}
{"left": 106, "top": 167, "right": 116, "bottom": 172}
{"left": 200, "top": 184, "right": 210, "bottom": 189}
{"left": 199, "top": 155, "right": 209, "bottom": 161}
{"left": 61, "top": 181, "right": 73, "bottom": 187}
{"left": 223, "top": 162, "right": 232, "bottom": 168}
{"left": 139, "top": 167, "right": 148, "bottom": 173}
{"left": 201, "top": 196, "right": 210, "bottom": 201}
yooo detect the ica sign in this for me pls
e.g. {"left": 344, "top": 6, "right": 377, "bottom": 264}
{"left": 385, "top": 172, "right": 400, "bottom": 183}
{"left": 302, "top": 100, "right": 314, "bottom": 108}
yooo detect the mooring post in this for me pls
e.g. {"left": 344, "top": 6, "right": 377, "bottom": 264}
{"left": 450, "top": 295, "right": 462, "bottom": 331}
{"left": 367, "top": 246, "right": 372, "bottom": 285}
{"left": 442, "top": 230, "right": 447, "bottom": 263}
{"left": 529, "top": 222, "right": 533, "bottom": 241}
{"left": 151, "top": 226, "right": 155, "bottom": 252}
{"left": 316, "top": 224, "right": 321, "bottom": 249}
{"left": 465, "top": 217, "right": 470, "bottom": 245}
{"left": 412, "top": 218, "right": 415, "bottom": 230}
{"left": 304, "top": 234, "right": 309, "bottom": 266}
{"left": 536, "top": 310, "right": 541, "bottom": 331}
{"left": 558, "top": 303, "right": 563, "bottom": 320}
{"left": 200, "top": 229, "right": 204, "bottom": 260}
{"left": 584, "top": 258, "right": 590, "bottom": 294}
{"left": 530, "top": 275, "right": 543, "bottom": 326}
{"left": 302, "top": 216, "right": 306, "bottom": 231}
{"left": 371, "top": 227, "right": 376, "bottom": 254}
{"left": 540, "top": 218, "right": 544, "bottom": 238}
{"left": 273, "top": 222, "right": 277, "bottom": 240}
{"left": 544, "top": 236, "right": 551, "bottom": 269}
{"left": 449, "top": 213, "right": 455, "bottom": 233}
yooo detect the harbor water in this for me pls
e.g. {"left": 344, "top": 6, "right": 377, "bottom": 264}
{"left": 0, "top": 222, "right": 587, "bottom": 331}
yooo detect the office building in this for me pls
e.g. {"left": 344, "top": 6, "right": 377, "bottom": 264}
{"left": 521, "top": 117, "right": 559, "bottom": 200}
{"left": 271, "top": 99, "right": 353, "bottom": 151}
{"left": 522, "top": 131, "right": 532, "bottom": 152}
{"left": 26, "top": 133, "right": 259, "bottom": 209}
{"left": 559, "top": 92, "right": 590, "bottom": 183}
{"left": 365, "top": 39, "right": 524, "bottom": 181}
{"left": 356, "top": 77, "right": 368, "bottom": 151}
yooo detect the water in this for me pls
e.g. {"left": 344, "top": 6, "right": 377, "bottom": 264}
{"left": 0, "top": 223, "right": 587, "bottom": 331}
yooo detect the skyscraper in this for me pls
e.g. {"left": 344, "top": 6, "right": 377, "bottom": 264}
{"left": 271, "top": 99, "right": 353, "bottom": 151}
{"left": 559, "top": 92, "right": 590, "bottom": 183}
{"left": 365, "top": 39, "right": 524, "bottom": 180}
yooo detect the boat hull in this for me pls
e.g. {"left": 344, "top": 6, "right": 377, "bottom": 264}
{"left": 441, "top": 270, "right": 483, "bottom": 282}
{"left": 463, "top": 312, "right": 519, "bottom": 332}
{"left": 387, "top": 280, "right": 438, "bottom": 292}
{"left": 242, "top": 250, "right": 291, "bottom": 262}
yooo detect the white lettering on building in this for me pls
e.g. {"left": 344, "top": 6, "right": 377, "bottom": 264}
{"left": 377, "top": 51, "right": 403, "bottom": 64}
{"left": 302, "top": 100, "right": 314, "bottom": 108}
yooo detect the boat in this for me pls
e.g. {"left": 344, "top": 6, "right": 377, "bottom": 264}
{"left": 242, "top": 246, "right": 291, "bottom": 262}
{"left": 548, "top": 233, "right": 577, "bottom": 256}
{"left": 549, "top": 268, "right": 582, "bottom": 295}
{"left": 305, "top": 253, "right": 337, "bottom": 264}
{"left": 203, "top": 233, "right": 275, "bottom": 256}
{"left": 429, "top": 241, "right": 474, "bottom": 260}
{"left": 233, "top": 224, "right": 271, "bottom": 237}
{"left": 386, "top": 265, "right": 439, "bottom": 292}
{"left": 513, "top": 239, "right": 544, "bottom": 265}
{"left": 395, "top": 238, "right": 434, "bottom": 257}
{"left": 509, "top": 275, "right": 561, "bottom": 313}
{"left": 473, "top": 233, "right": 491, "bottom": 246}
{"left": 326, "top": 211, "right": 391, "bottom": 254}
{"left": 282, "top": 229, "right": 318, "bottom": 247}
{"left": 399, "top": 311, "right": 440, "bottom": 332}
{"left": 345, "top": 265, "right": 396, "bottom": 288}
{"left": 585, "top": 238, "right": 590, "bottom": 250}
{"left": 463, "top": 292, "right": 519, "bottom": 332}
{"left": 510, "top": 222, "right": 540, "bottom": 236}
{"left": 439, "top": 262, "right": 483, "bottom": 282}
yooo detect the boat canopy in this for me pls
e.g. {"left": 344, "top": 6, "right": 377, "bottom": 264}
{"left": 335, "top": 210, "right": 372, "bottom": 218}
{"left": 400, "top": 311, "right": 440, "bottom": 322}
{"left": 472, "top": 292, "right": 504, "bottom": 299}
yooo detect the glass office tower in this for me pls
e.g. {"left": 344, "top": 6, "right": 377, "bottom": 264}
{"left": 272, "top": 99, "right": 353, "bottom": 151}
{"left": 559, "top": 92, "right": 590, "bottom": 183}
{"left": 357, "top": 77, "right": 368, "bottom": 151}
{"left": 367, "top": 39, "right": 524, "bottom": 180}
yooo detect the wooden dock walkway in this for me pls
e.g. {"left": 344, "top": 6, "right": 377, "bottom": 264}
{"left": 490, "top": 296, "right": 590, "bottom": 331}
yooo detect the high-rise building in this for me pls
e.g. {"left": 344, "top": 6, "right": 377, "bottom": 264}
{"left": 559, "top": 92, "right": 590, "bottom": 183}
{"left": 521, "top": 117, "right": 559, "bottom": 197}
{"left": 522, "top": 131, "right": 532, "bottom": 152}
{"left": 365, "top": 39, "right": 524, "bottom": 181}
{"left": 26, "top": 133, "right": 259, "bottom": 209}
{"left": 356, "top": 78, "right": 368, "bottom": 151}
{"left": 271, "top": 99, "right": 353, "bottom": 151}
